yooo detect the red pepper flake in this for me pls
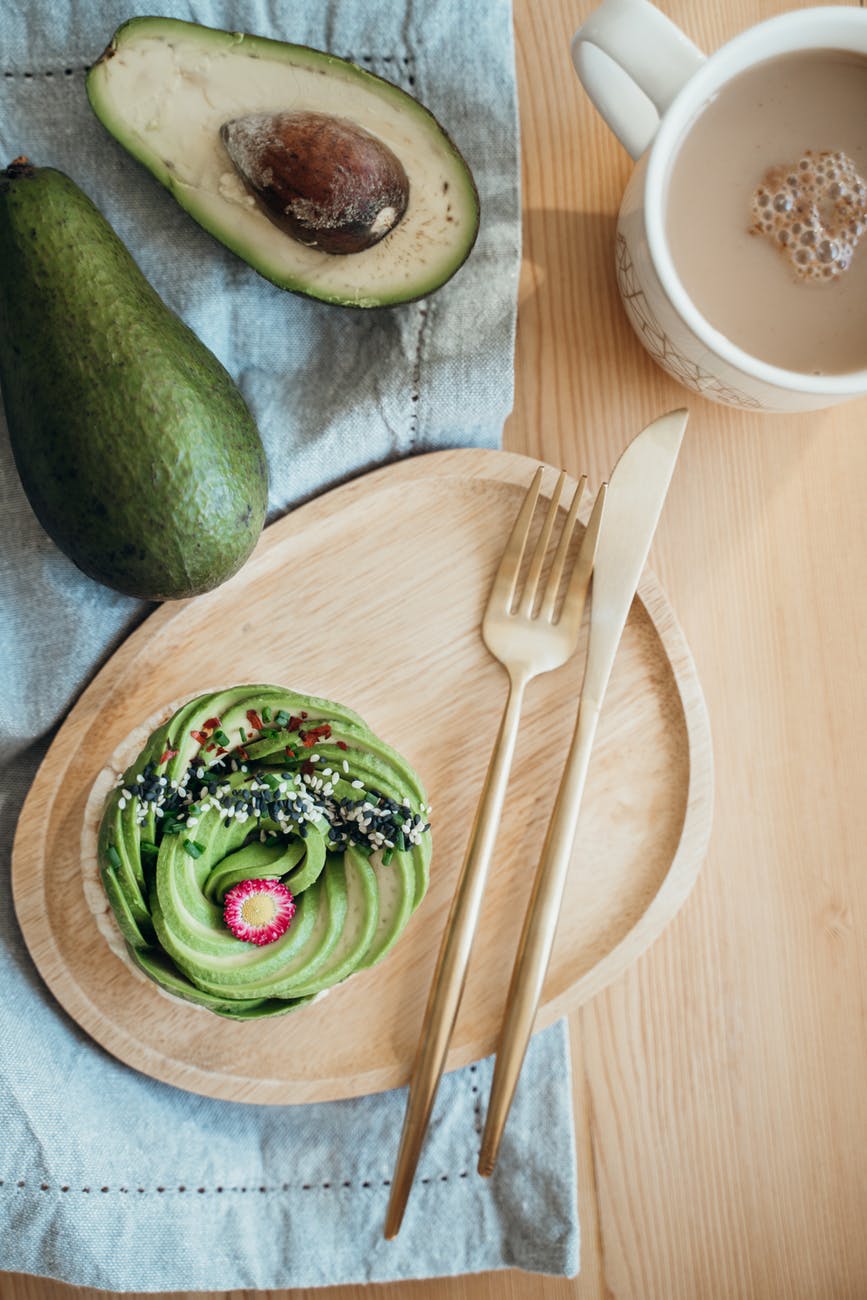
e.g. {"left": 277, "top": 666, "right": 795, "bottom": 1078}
{"left": 287, "top": 716, "right": 302, "bottom": 732}
{"left": 237, "top": 747, "right": 249, "bottom": 761}
{"left": 336, "top": 741, "right": 348, "bottom": 751}
{"left": 205, "top": 743, "right": 216, "bottom": 752}
{"left": 300, "top": 759, "right": 315, "bottom": 777}
{"left": 190, "top": 730, "right": 208, "bottom": 746}
{"left": 215, "top": 746, "right": 228, "bottom": 756}
{"left": 202, "top": 717, "right": 221, "bottom": 732}
{"left": 301, "top": 711, "right": 309, "bottom": 719}
{"left": 159, "top": 748, "right": 179, "bottom": 764}
{"left": 300, "top": 723, "right": 332, "bottom": 747}
{"left": 285, "top": 747, "right": 295, "bottom": 758}
{"left": 246, "top": 709, "right": 263, "bottom": 731}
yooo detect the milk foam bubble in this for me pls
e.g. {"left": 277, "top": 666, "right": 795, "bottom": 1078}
{"left": 750, "top": 150, "right": 867, "bottom": 281}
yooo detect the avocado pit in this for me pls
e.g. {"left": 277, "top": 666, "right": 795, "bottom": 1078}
{"left": 220, "top": 110, "right": 409, "bottom": 255}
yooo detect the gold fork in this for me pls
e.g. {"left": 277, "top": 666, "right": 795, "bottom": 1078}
{"left": 384, "top": 465, "right": 607, "bottom": 1238}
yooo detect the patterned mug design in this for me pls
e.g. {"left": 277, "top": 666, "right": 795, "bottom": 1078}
{"left": 615, "top": 234, "right": 763, "bottom": 409}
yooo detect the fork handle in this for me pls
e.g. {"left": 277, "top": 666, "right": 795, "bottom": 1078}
{"left": 384, "top": 672, "right": 528, "bottom": 1238}
{"left": 478, "top": 693, "right": 601, "bottom": 1177}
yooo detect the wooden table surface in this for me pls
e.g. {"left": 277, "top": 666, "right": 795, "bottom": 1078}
{"left": 6, "top": 1, "right": 866, "bottom": 1298}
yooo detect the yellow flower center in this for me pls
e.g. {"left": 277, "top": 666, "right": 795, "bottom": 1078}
{"left": 241, "top": 893, "right": 277, "bottom": 927}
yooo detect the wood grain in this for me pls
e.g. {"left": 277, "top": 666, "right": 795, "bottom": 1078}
{"left": 11, "top": 449, "right": 710, "bottom": 1103}
{"left": 5, "top": 0, "right": 867, "bottom": 1296}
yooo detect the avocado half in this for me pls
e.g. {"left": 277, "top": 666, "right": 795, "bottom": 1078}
{"left": 87, "top": 17, "right": 480, "bottom": 307}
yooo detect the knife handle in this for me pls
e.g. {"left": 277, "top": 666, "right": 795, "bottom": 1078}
{"left": 478, "top": 693, "right": 600, "bottom": 1176}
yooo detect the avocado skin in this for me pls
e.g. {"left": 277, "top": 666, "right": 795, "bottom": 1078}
{"left": 0, "top": 163, "right": 269, "bottom": 600}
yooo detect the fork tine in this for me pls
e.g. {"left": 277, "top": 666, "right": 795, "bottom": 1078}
{"left": 489, "top": 467, "right": 543, "bottom": 611}
{"left": 518, "top": 471, "right": 566, "bottom": 617}
{"left": 539, "top": 475, "right": 587, "bottom": 623}
{"left": 558, "top": 481, "right": 607, "bottom": 632}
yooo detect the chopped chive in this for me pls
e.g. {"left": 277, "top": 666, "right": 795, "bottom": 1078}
{"left": 107, "top": 844, "right": 121, "bottom": 869}
{"left": 275, "top": 710, "right": 290, "bottom": 727}
{"left": 213, "top": 729, "right": 230, "bottom": 746}
{"left": 162, "top": 818, "right": 183, "bottom": 836}
{"left": 140, "top": 841, "right": 159, "bottom": 859}
{"left": 262, "top": 705, "right": 272, "bottom": 722}
{"left": 239, "top": 727, "right": 247, "bottom": 743}
{"left": 382, "top": 848, "right": 394, "bottom": 865}
{"left": 183, "top": 839, "right": 205, "bottom": 859}
{"left": 395, "top": 829, "right": 406, "bottom": 853}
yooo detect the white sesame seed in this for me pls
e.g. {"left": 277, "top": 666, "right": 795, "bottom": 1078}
{"left": 343, "top": 761, "right": 350, "bottom": 774}
{"left": 118, "top": 799, "right": 127, "bottom": 811}
{"left": 351, "top": 779, "right": 364, "bottom": 789}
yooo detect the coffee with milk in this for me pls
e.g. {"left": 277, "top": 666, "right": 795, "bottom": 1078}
{"left": 666, "top": 50, "right": 867, "bottom": 375}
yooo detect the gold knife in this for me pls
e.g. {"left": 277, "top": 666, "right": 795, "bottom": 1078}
{"left": 478, "top": 407, "right": 688, "bottom": 1176}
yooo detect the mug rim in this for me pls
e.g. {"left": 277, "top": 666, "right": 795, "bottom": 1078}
{"left": 644, "top": 5, "right": 867, "bottom": 396}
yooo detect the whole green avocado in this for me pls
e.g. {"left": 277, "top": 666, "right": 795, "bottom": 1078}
{"left": 0, "top": 159, "right": 268, "bottom": 600}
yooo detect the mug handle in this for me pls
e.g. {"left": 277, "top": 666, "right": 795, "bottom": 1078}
{"left": 571, "top": 0, "right": 705, "bottom": 159}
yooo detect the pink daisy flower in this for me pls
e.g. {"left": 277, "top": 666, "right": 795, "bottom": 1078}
{"left": 223, "top": 878, "right": 296, "bottom": 946}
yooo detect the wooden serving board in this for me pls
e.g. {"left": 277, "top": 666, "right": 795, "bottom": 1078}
{"left": 11, "top": 448, "right": 712, "bottom": 1104}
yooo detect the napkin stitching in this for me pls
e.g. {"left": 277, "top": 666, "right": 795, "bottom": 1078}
{"left": 409, "top": 303, "right": 430, "bottom": 447}
{"left": 469, "top": 1063, "right": 483, "bottom": 1134}
{"left": 0, "top": 54, "right": 416, "bottom": 77}
{"left": 1, "top": 1173, "right": 474, "bottom": 1195}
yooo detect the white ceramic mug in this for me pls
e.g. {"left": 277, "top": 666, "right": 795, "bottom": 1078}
{"left": 572, "top": 1, "right": 867, "bottom": 412}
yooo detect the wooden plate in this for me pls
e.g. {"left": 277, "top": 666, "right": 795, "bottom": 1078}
{"left": 12, "top": 449, "right": 713, "bottom": 1104}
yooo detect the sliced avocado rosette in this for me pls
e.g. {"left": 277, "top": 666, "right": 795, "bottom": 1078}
{"left": 96, "top": 685, "right": 432, "bottom": 1018}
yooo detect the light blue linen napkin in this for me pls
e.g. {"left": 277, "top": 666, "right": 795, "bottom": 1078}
{"left": 0, "top": 0, "right": 581, "bottom": 1288}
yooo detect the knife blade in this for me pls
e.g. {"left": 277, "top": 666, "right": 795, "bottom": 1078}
{"left": 583, "top": 406, "right": 688, "bottom": 706}
{"left": 477, "top": 407, "right": 688, "bottom": 1175}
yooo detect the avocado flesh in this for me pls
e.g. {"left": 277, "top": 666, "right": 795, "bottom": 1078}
{"left": 86, "top": 17, "right": 480, "bottom": 307}
{"left": 98, "top": 686, "right": 432, "bottom": 1018}
{"left": 0, "top": 163, "right": 268, "bottom": 600}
